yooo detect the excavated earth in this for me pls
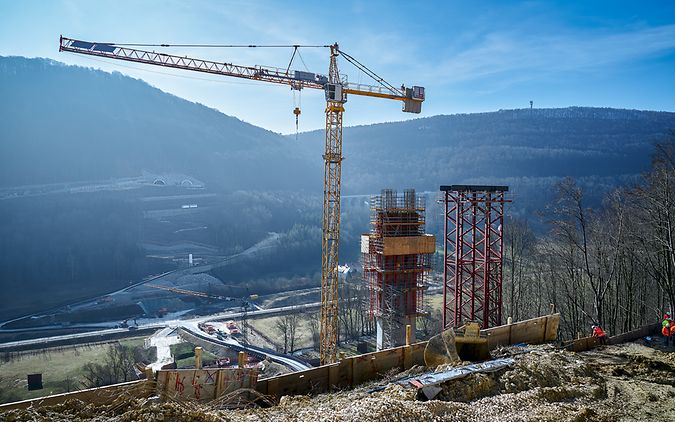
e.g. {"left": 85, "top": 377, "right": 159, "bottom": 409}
{"left": 1, "top": 343, "right": 674, "bottom": 422}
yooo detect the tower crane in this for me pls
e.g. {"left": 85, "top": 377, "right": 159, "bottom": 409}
{"left": 58, "top": 36, "right": 425, "bottom": 364}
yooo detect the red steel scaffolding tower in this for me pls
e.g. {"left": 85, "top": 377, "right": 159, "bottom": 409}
{"left": 440, "top": 185, "right": 510, "bottom": 330}
{"left": 362, "top": 189, "right": 435, "bottom": 350}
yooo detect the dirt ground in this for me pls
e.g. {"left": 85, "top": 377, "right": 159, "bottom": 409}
{"left": 2, "top": 342, "right": 673, "bottom": 421}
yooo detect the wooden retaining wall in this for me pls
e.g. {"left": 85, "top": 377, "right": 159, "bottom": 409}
{"left": 482, "top": 313, "right": 560, "bottom": 349}
{"left": 156, "top": 368, "right": 257, "bottom": 401}
{"left": 256, "top": 342, "right": 427, "bottom": 397}
{"left": 564, "top": 322, "right": 661, "bottom": 352}
{"left": 0, "top": 379, "right": 152, "bottom": 411}
{"left": 255, "top": 313, "right": 561, "bottom": 399}
{"left": 0, "top": 313, "right": 560, "bottom": 411}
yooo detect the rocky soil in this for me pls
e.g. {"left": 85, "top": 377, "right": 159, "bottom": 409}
{"left": 2, "top": 343, "right": 674, "bottom": 422}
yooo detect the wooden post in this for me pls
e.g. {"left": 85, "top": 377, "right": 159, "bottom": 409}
{"left": 144, "top": 367, "right": 154, "bottom": 394}
{"left": 339, "top": 352, "right": 346, "bottom": 361}
{"left": 215, "top": 370, "right": 224, "bottom": 398}
{"left": 403, "top": 345, "right": 413, "bottom": 370}
{"left": 238, "top": 351, "right": 247, "bottom": 368}
{"left": 194, "top": 347, "right": 202, "bottom": 369}
{"left": 404, "top": 324, "right": 413, "bottom": 370}
{"left": 328, "top": 362, "right": 339, "bottom": 390}
{"left": 267, "top": 376, "right": 279, "bottom": 398}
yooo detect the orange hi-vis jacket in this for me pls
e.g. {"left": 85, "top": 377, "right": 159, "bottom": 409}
{"left": 663, "top": 322, "right": 672, "bottom": 337}
{"left": 592, "top": 326, "right": 606, "bottom": 338}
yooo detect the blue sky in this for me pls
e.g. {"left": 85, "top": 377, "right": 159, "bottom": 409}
{"left": 1, "top": 0, "right": 674, "bottom": 133}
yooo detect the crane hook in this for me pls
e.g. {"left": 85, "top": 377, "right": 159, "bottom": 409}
{"left": 292, "top": 88, "right": 302, "bottom": 139}
{"left": 293, "top": 107, "right": 301, "bottom": 139}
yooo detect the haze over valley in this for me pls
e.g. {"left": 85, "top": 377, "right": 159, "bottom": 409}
{"left": 1, "top": 56, "right": 674, "bottom": 327}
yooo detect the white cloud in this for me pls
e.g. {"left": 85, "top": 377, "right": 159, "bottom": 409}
{"left": 426, "top": 24, "right": 675, "bottom": 85}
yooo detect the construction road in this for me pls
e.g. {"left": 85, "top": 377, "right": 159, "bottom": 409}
{"left": 0, "top": 302, "right": 319, "bottom": 371}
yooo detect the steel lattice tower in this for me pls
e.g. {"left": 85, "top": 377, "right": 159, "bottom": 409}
{"left": 440, "top": 185, "right": 509, "bottom": 330}
{"left": 319, "top": 45, "right": 343, "bottom": 365}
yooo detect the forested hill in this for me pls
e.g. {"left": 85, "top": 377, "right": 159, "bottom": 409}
{"left": 296, "top": 107, "right": 675, "bottom": 212}
{"left": 0, "top": 56, "right": 319, "bottom": 191}
{"left": 2, "top": 55, "right": 675, "bottom": 211}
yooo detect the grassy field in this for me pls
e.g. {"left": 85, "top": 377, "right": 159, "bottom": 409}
{"left": 248, "top": 315, "right": 315, "bottom": 352}
{"left": 0, "top": 336, "right": 148, "bottom": 404}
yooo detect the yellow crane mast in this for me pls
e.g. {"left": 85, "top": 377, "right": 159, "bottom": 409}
{"left": 321, "top": 44, "right": 344, "bottom": 364}
{"left": 58, "top": 36, "right": 425, "bottom": 364}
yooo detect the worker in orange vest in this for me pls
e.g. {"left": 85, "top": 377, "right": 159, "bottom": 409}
{"left": 592, "top": 325, "right": 607, "bottom": 345}
{"left": 663, "top": 315, "right": 672, "bottom": 347}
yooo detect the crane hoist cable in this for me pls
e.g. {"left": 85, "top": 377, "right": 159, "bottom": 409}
{"left": 285, "top": 46, "right": 304, "bottom": 136}
{"left": 293, "top": 89, "right": 301, "bottom": 138}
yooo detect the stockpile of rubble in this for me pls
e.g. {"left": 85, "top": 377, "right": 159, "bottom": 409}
{"left": 2, "top": 343, "right": 673, "bottom": 421}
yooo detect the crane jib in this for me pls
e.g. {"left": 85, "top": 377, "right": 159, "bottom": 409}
{"left": 58, "top": 37, "right": 424, "bottom": 109}
{"left": 61, "top": 37, "right": 326, "bottom": 91}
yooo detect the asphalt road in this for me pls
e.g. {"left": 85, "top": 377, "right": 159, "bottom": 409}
{"left": 0, "top": 302, "right": 318, "bottom": 372}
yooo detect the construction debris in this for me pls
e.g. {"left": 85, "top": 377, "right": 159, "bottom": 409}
{"left": 424, "top": 322, "right": 490, "bottom": 365}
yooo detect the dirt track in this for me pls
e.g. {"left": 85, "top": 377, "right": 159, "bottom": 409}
{"left": 1, "top": 342, "right": 674, "bottom": 422}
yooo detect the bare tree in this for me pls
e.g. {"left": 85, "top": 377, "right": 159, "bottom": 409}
{"left": 81, "top": 343, "right": 138, "bottom": 388}
{"left": 630, "top": 141, "right": 675, "bottom": 314}
{"left": 504, "top": 216, "right": 535, "bottom": 321}
{"left": 338, "top": 277, "right": 365, "bottom": 342}
{"left": 547, "top": 178, "right": 625, "bottom": 330}
{"left": 275, "top": 313, "right": 300, "bottom": 354}
{"left": 306, "top": 312, "right": 320, "bottom": 351}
